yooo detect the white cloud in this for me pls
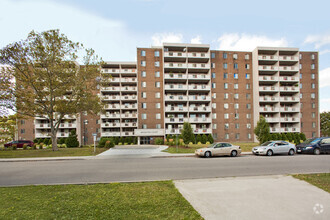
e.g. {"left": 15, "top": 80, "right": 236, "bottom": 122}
{"left": 151, "top": 33, "right": 183, "bottom": 46}
{"left": 320, "top": 67, "right": 330, "bottom": 88}
{"left": 304, "top": 34, "right": 330, "bottom": 49}
{"left": 217, "top": 33, "right": 288, "bottom": 51}
{"left": 190, "top": 36, "right": 202, "bottom": 44}
{"left": 320, "top": 98, "right": 330, "bottom": 112}
{"left": 320, "top": 49, "right": 330, "bottom": 55}
{"left": 0, "top": 0, "right": 138, "bottom": 62}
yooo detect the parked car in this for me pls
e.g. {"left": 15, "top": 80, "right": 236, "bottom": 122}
{"left": 4, "top": 140, "right": 34, "bottom": 148}
{"left": 195, "top": 142, "right": 241, "bottom": 158}
{"left": 252, "top": 141, "right": 296, "bottom": 156}
{"left": 296, "top": 137, "right": 330, "bottom": 155}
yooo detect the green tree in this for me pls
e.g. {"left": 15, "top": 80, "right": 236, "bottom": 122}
{"left": 65, "top": 130, "right": 79, "bottom": 148}
{"left": 207, "top": 134, "right": 214, "bottom": 144}
{"left": 201, "top": 134, "right": 207, "bottom": 144}
{"left": 0, "top": 114, "right": 17, "bottom": 145}
{"left": 286, "top": 133, "right": 293, "bottom": 142}
{"left": 181, "top": 122, "right": 195, "bottom": 144}
{"left": 321, "top": 111, "right": 330, "bottom": 136}
{"left": 196, "top": 134, "right": 202, "bottom": 143}
{"left": 254, "top": 116, "right": 270, "bottom": 144}
{"left": 300, "top": 133, "right": 306, "bottom": 141}
{"left": 0, "top": 29, "right": 102, "bottom": 151}
{"left": 281, "top": 133, "right": 288, "bottom": 141}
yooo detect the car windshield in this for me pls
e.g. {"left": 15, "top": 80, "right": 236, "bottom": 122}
{"left": 310, "top": 138, "right": 322, "bottom": 144}
{"left": 208, "top": 143, "right": 217, "bottom": 148}
{"left": 302, "top": 138, "right": 317, "bottom": 144}
{"left": 261, "top": 141, "right": 273, "bottom": 146}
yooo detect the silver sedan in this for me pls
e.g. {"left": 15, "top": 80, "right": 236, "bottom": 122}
{"left": 195, "top": 142, "right": 242, "bottom": 158}
{"left": 252, "top": 141, "right": 296, "bottom": 156}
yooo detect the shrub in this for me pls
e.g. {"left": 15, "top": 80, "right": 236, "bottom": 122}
{"left": 300, "top": 133, "right": 306, "bottom": 141}
{"left": 33, "top": 138, "right": 38, "bottom": 143}
{"left": 38, "top": 138, "right": 43, "bottom": 144}
{"left": 98, "top": 137, "right": 108, "bottom": 148}
{"left": 27, "top": 147, "right": 32, "bottom": 150}
{"left": 39, "top": 144, "right": 43, "bottom": 150}
{"left": 201, "top": 134, "right": 207, "bottom": 144}
{"left": 155, "top": 138, "right": 164, "bottom": 145}
{"left": 32, "top": 144, "right": 37, "bottom": 150}
{"left": 23, "top": 144, "right": 28, "bottom": 150}
{"left": 12, "top": 145, "right": 17, "bottom": 150}
{"left": 65, "top": 130, "right": 79, "bottom": 148}
{"left": 206, "top": 141, "right": 210, "bottom": 145}
{"left": 196, "top": 134, "right": 202, "bottom": 143}
{"left": 189, "top": 142, "right": 193, "bottom": 145}
{"left": 197, "top": 141, "right": 202, "bottom": 145}
{"left": 119, "top": 137, "right": 124, "bottom": 144}
{"left": 46, "top": 145, "right": 52, "bottom": 149}
{"left": 207, "top": 134, "right": 214, "bottom": 144}
{"left": 131, "top": 143, "right": 134, "bottom": 145}
{"left": 124, "top": 142, "right": 128, "bottom": 145}
{"left": 104, "top": 141, "right": 111, "bottom": 148}
{"left": 118, "top": 142, "right": 122, "bottom": 145}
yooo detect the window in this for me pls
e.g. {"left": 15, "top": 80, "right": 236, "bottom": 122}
{"left": 224, "top": 103, "right": 229, "bottom": 109}
{"left": 299, "top": 64, "right": 302, "bottom": 69}
{"left": 312, "top": 103, "right": 316, "bottom": 109}
{"left": 141, "top": 82, "right": 146, "bottom": 87}
{"left": 234, "top": 63, "right": 238, "bottom": 69}
{"left": 213, "top": 133, "right": 218, "bottom": 139}
{"left": 211, "top": 63, "right": 215, "bottom": 68}
{"left": 246, "top": 73, "right": 250, "bottom": 79}
{"left": 311, "top": 83, "right": 315, "bottom": 89}
{"left": 20, "top": 129, "right": 25, "bottom": 134}
{"left": 300, "top": 93, "right": 303, "bottom": 99}
{"left": 224, "top": 123, "right": 229, "bottom": 129}
{"left": 225, "top": 133, "right": 229, "bottom": 139}
{"left": 299, "top": 53, "right": 302, "bottom": 59}
{"left": 21, "top": 120, "right": 25, "bottom": 125}
{"left": 155, "top": 71, "right": 160, "bottom": 77}
{"left": 312, "top": 132, "right": 316, "bottom": 138}
{"left": 141, "top": 71, "right": 146, "bottom": 77}
{"left": 235, "top": 113, "right": 239, "bottom": 119}
{"left": 223, "top": 63, "right": 227, "bottom": 69}
{"left": 233, "top": 53, "right": 238, "bottom": 59}
{"left": 234, "top": 93, "right": 239, "bottom": 99}
{"left": 235, "top": 123, "right": 239, "bottom": 129}
{"left": 156, "top": 124, "right": 161, "bottom": 129}
{"left": 224, "top": 93, "right": 229, "bottom": 99}
{"left": 245, "top": 64, "right": 250, "bottom": 69}
{"left": 96, "top": 120, "right": 99, "bottom": 124}
{"left": 234, "top": 73, "right": 238, "bottom": 79}
{"left": 245, "top": 54, "right": 250, "bottom": 60}
{"left": 212, "top": 113, "right": 217, "bottom": 119}
{"left": 155, "top": 61, "right": 160, "bottom": 67}
{"left": 224, "top": 83, "right": 228, "bottom": 89}
{"left": 246, "top": 83, "right": 251, "bottom": 89}
{"left": 96, "top": 128, "right": 100, "bottom": 133}
{"left": 246, "top": 93, "right": 251, "bottom": 99}
{"left": 141, "top": 113, "right": 147, "bottom": 119}
{"left": 156, "top": 113, "right": 161, "bottom": 119}
{"left": 247, "top": 123, "right": 251, "bottom": 129}
{"left": 212, "top": 83, "right": 216, "bottom": 89}
{"left": 142, "top": 124, "right": 147, "bottom": 129}
{"left": 212, "top": 103, "right": 216, "bottom": 109}
{"left": 223, "top": 73, "right": 228, "bottom": 79}
{"left": 311, "top": 64, "right": 315, "bottom": 69}
{"left": 311, "top": 54, "right": 315, "bottom": 60}
{"left": 300, "top": 83, "right": 302, "bottom": 89}
{"left": 155, "top": 103, "right": 160, "bottom": 109}
{"left": 224, "top": 113, "right": 229, "bottom": 119}
{"left": 246, "top": 114, "right": 251, "bottom": 119}
{"left": 141, "top": 92, "right": 147, "bottom": 98}
{"left": 223, "top": 53, "right": 227, "bottom": 59}
{"left": 212, "top": 72, "right": 216, "bottom": 78}
{"left": 213, "top": 124, "right": 217, "bottom": 129}
{"left": 247, "top": 133, "right": 251, "bottom": 139}
{"left": 212, "top": 93, "right": 216, "bottom": 99}
{"left": 312, "top": 122, "right": 316, "bottom": 128}
{"left": 234, "top": 103, "right": 239, "bottom": 109}
{"left": 311, "top": 93, "right": 315, "bottom": 99}
{"left": 234, "top": 83, "right": 238, "bottom": 89}
{"left": 141, "top": 50, "right": 146, "bottom": 56}
{"left": 300, "top": 73, "right": 302, "bottom": 79}
{"left": 311, "top": 73, "right": 315, "bottom": 79}
{"left": 235, "top": 133, "right": 240, "bottom": 140}
{"left": 155, "top": 82, "right": 160, "bottom": 88}
{"left": 142, "top": 103, "right": 147, "bottom": 109}
{"left": 211, "top": 53, "right": 215, "bottom": 58}
{"left": 312, "top": 112, "right": 316, "bottom": 118}
{"left": 141, "top": 61, "right": 146, "bottom": 66}
{"left": 246, "top": 103, "right": 251, "bottom": 109}
{"left": 155, "top": 92, "right": 160, "bottom": 98}
{"left": 155, "top": 51, "right": 160, "bottom": 57}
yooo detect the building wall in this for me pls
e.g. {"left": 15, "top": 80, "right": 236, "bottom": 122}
{"left": 17, "top": 117, "right": 34, "bottom": 140}
{"left": 299, "top": 52, "right": 320, "bottom": 138}
{"left": 211, "top": 51, "right": 254, "bottom": 141}
{"left": 137, "top": 48, "right": 164, "bottom": 130}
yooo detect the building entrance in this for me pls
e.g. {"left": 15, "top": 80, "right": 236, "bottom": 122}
{"left": 140, "top": 137, "right": 151, "bottom": 145}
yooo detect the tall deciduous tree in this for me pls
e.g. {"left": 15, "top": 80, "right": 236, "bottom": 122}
{"left": 320, "top": 111, "right": 330, "bottom": 136}
{"left": 181, "top": 122, "right": 195, "bottom": 144}
{"left": 254, "top": 116, "right": 270, "bottom": 144}
{"left": 0, "top": 114, "right": 17, "bottom": 145}
{"left": 0, "top": 29, "right": 102, "bottom": 151}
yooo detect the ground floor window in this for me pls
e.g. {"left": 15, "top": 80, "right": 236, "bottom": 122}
{"left": 140, "top": 137, "right": 150, "bottom": 145}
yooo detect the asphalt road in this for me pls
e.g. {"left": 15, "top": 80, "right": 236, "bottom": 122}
{"left": 0, "top": 154, "right": 329, "bottom": 186}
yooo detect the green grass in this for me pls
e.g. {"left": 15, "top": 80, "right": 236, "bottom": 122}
{"left": 0, "top": 147, "right": 108, "bottom": 158}
{"left": 163, "top": 142, "right": 259, "bottom": 154}
{"left": 0, "top": 181, "right": 202, "bottom": 219}
{"left": 292, "top": 173, "right": 330, "bottom": 193}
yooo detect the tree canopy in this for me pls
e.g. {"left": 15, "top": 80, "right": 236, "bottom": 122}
{"left": 0, "top": 29, "right": 102, "bottom": 150}
{"left": 254, "top": 115, "right": 270, "bottom": 144}
{"left": 320, "top": 111, "right": 330, "bottom": 136}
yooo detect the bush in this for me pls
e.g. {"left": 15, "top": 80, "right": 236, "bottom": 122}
{"left": 155, "top": 138, "right": 164, "bottom": 145}
{"left": 65, "top": 130, "right": 79, "bottom": 148}
{"left": 197, "top": 142, "right": 202, "bottom": 145}
{"left": 38, "top": 138, "right": 44, "bottom": 144}
{"left": 206, "top": 141, "right": 210, "bottom": 145}
{"left": 12, "top": 145, "right": 17, "bottom": 150}
{"left": 124, "top": 142, "right": 128, "bottom": 145}
{"left": 32, "top": 144, "right": 37, "bottom": 150}
{"left": 39, "top": 144, "right": 43, "bottom": 150}
{"left": 189, "top": 142, "right": 193, "bottom": 145}
{"left": 58, "top": 138, "right": 66, "bottom": 144}
{"left": 104, "top": 141, "right": 114, "bottom": 148}
{"left": 201, "top": 134, "right": 207, "bottom": 144}
{"left": 98, "top": 137, "right": 109, "bottom": 148}
{"left": 300, "top": 133, "right": 306, "bottom": 141}
{"left": 207, "top": 134, "right": 214, "bottom": 144}
{"left": 23, "top": 144, "right": 28, "bottom": 150}
{"left": 131, "top": 143, "right": 134, "bottom": 145}
{"left": 118, "top": 142, "right": 122, "bottom": 145}
{"left": 196, "top": 134, "right": 202, "bottom": 144}
{"left": 33, "top": 138, "right": 38, "bottom": 143}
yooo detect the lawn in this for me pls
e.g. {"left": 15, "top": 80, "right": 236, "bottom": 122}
{"left": 0, "top": 147, "right": 108, "bottom": 158}
{"left": 292, "top": 173, "right": 330, "bottom": 193}
{"left": 0, "top": 181, "right": 202, "bottom": 219}
{"left": 163, "top": 142, "right": 259, "bottom": 154}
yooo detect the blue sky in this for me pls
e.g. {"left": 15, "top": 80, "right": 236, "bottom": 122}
{"left": 0, "top": 0, "right": 329, "bottom": 111}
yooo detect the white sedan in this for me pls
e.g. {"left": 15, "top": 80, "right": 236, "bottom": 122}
{"left": 195, "top": 142, "right": 241, "bottom": 158}
{"left": 252, "top": 141, "right": 296, "bottom": 156}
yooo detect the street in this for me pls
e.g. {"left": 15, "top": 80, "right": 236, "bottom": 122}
{"left": 0, "top": 154, "right": 329, "bottom": 186}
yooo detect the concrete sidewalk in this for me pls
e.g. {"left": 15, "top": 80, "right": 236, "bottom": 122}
{"left": 0, "top": 156, "right": 93, "bottom": 162}
{"left": 175, "top": 175, "right": 330, "bottom": 220}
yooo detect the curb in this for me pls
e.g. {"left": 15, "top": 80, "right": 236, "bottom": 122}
{"left": 0, "top": 157, "right": 92, "bottom": 163}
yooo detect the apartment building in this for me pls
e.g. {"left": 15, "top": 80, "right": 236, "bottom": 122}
{"left": 17, "top": 43, "right": 320, "bottom": 145}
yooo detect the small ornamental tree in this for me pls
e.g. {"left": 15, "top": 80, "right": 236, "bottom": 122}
{"left": 65, "top": 130, "right": 79, "bottom": 148}
{"left": 181, "top": 122, "right": 195, "bottom": 144}
{"left": 254, "top": 116, "right": 270, "bottom": 144}
{"left": 300, "top": 133, "right": 306, "bottom": 141}
{"left": 201, "top": 134, "right": 208, "bottom": 144}
{"left": 196, "top": 134, "right": 202, "bottom": 143}
{"left": 320, "top": 111, "right": 330, "bottom": 136}
{"left": 286, "top": 133, "right": 293, "bottom": 142}
{"left": 281, "top": 133, "right": 288, "bottom": 141}
{"left": 207, "top": 134, "right": 214, "bottom": 144}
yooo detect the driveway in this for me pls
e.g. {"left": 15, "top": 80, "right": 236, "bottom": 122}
{"left": 175, "top": 175, "right": 330, "bottom": 220}
{"left": 97, "top": 145, "right": 169, "bottom": 157}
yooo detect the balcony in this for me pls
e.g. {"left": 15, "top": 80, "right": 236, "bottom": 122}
{"left": 35, "top": 124, "right": 50, "bottom": 129}
{"left": 122, "top": 95, "right": 137, "bottom": 101}
{"left": 121, "top": 113, "right": 137, "bottom": 118}
{"left": 188, "top": 74, "right": 211, "bottom": 80}
{"left": 165, "top": 106, "right": 188, "bottom": 112}
{"left": 101, "top": 132, "right": 121, "bottom": 137}
{"left": 35, "top": 132, "right": 70, "bottom": 138}
{"left": 164, "top": 63, "right": 187, "bottom": 68}
{"left": 259, "top": 76, "right": 278, "bottom": 81}
{"left": 121, "top": 104, "right": 137, "bottom": 109}
{"left": 189, "top": 106, "right": 211, "bottom": 112}
{"left": 102, "top": 77, "right": 120, "bottom": 83}
{"left": 265, "top": 117, "right": 280, "bottom": 123}
{"left": 101, "top": 69, "right": 120, "bottom": 74}
{"left": 59, "top": 123, "right": 76, "bottom": 128}
{"left": 187, "top": 52, "right": 210, "bottom": 59}
{"left": 121, "top": 86, "right": 137, "bottom": 92}
{"left": 280, "top": 107, "right": 299, "bottom": 112}
{"left": 279, "top": 96, "right": 299, "bottom": 102}
{"left": 279, "top": 86, "right": 299, "bottom": 92}
{"left": 188, "top": 85, "right": 210, "bottom": 91}
{"left": 259, "top": 96, "right": 279, "bottom": 102}
{"left": 258, "top": 55, "right": 278, "bottom": 61}
{"left": 165, "top": 95, "right": 188, "bottom": 102}
{"left": 100, "top": 87, "right": 120, "bottom": 92}
{"left": 280, "top": 117, "right": 299, "bottom": 123}
{"left": 164, "top": 73, "right": 187, "bottom": 80}
{"left": 187, "top": 63, "right": 210, "bottom": 69}
{"left": 189, "top": 96, "right": 211, "bottom": 101}
{"left": 101, "top": 113, "right": 120, "bottom": 119}
{"left": 164, "top": 52, "right": 186, "bottom": 58}
{"left": 165, "top": 84, "right": 188, "bottom": 90}
{"left": 122, "top": 131, "right": 134, "bottom": 136}
{"left": 165, "top": 117, "right": 188, "bottom": 123}
{"left": 279, "top": 76, "right": 299, "bottom": 82}
{"left": 193, "top": 128, "right": 212, "bottom": 134}
{"left": 259, "top": 107, "right": 279, "bottom": 113}
{"left": 101, "top": 95, "right": 121, "bottom": 101}
{"left": 279, "top": 56, "right": 299, "bottom": 62}
{"left": 270, "top": 127, "right": 280, "bottom": 133}
{"left": 121, "top": 122, "right": 137, "bottom": 127}
{"left": 121, "top": 78, "right": 137, "bottom": 83}
{"left": 279, "top": 66, "right": 299, "bottom": 72}
{"left": 104, "top": 104, "right": 121, "bottom": 110}
{"left": 280, "top": 127, "right": 300, "bottom": 133}
{"left": 165, "top": 129, "right": 182, "bottom": 135}
{"left": 259, "top": 65, "right": 278, "bottom": 71}
{"left": 189, "top": 118, "right": 212, "bottom": 123}
{"left": 102, "top": 122, "right": 120, "bottom": 128}
{"left": 120, "top": 69, "right": 136, "bottom": 74}
{"left": 259, "top": 86, "right": 278, "bottom": 92}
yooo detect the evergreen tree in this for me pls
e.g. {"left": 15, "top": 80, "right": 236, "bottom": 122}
{"left": 281, "top": 133, "right": 288, "bottom": 141}
{"left": 65, "top": 130, "right": 79, "bottom": 148}
{"left": 286, "top": 133, "right": 293, "bottom": 142}
{"left": 254, "top": 116, "right": 270, "bottom": 144}
{"left": 207, "top": 134, "right": 214, "bottom": 144}
{"left": 196, "top": 134, "right": 202, "bottom": 143}
{"left": 181, "top": 122, "right": 195, "bottom": 144}
{"left": 201, "top": 134, "right": 208, "bottom": 144}
{"left": 300, "top": 133, "right": 306, "bottom": 141}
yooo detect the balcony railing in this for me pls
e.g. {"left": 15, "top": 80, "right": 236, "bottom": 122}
{"left": 121, "top": 87, "right": 137, "bottom": 92}
{"left": 259, "top": 86, "right": 278, "bottom": 92}
{"left": 121, "top": 104, "right": 137, "bottom": 109}
{"left": 165, "top": 129, "right": 182, "bottom": 134}
{"left": 279, "top": 76, "right": 299, "bottom": 82}
{"left": 101, "top": 69, "right": 120, "bottom": 74}
{"left": 259, "top": 107, "right": 279, "bottom": 112}
{"left": 164, "top": 52, "right": 186, "bottom": 57}
{"left": 187, "top": 63, "right": 210, "bottom": 69}
{"left": 165, "top": 118, "right": 188, "bottom": 123}
{"left": 188, "top": 85, "right": 210, "bottom": 90}
{"left": 279, "top": 96, "right": 299, "bottom": 102}
{"left": 193, "top": 128, "right": 212, "bottom": 134}
{"left": 279, "top": 56, "right": 299, "bottom": 61}
{"left": 164, "top": 73, "right": 187, "bottom": 80}
{"left": 165, "top": 95, "right": 188, "bottom": 101}
{"left": 259, "top": 76, "right": 278, "bottom": 81}
{"left": 280, "top": 107, "right": 299, "bottom": 112}
{"left": 189, "top": 118, "right": 212, "bottom": 123}
{"left": 100, "top": 87, "right": 121, "bottom": 91}
{"left": 121, "top": 122, "right": 137, "bottom": 127}
{"left": 280, "top": 117, "right": 299, "bottom": 123}
{"left": 188, "top": 74, "right": 211, "bottom": 80}
{"left": 121, "top": 78, "right": 137, "bottom": 83}
{"left": 104, "top": 104, "right": 121, "bottom": 110}
{"left": 101, "top": 113, "right": 120, "bottom": 119}
{"left": 279, "top": 86, "right": 299, "bottom": 92}
{"left": 102, "top": 122, "right": 120, "bottom": 128}
{"left": 165, "top": 84, "right": 188, "bottom": 90}
{"left": 189, "top": 106, "right": 211, "bottom": 112}
{"left": 122, "top": 131, "right": 134, "bottom": 136}
{"left": 259, "top": 66, "right": 278, "bottom": 71}
{"left": 259, "top": 96, "right": 279, "bottom": 102}
{"left": 187, "top": 52, "right": 210, "bottom": 58}
{"left": 121, "top": 113, "right": 137, "bottom": 118}
{"left": 280, "top": 127, "right": 300, "bottom": 132}
{"left": 165, "top": 106, "right": 188, "bottom": 112}
{"left": 189, "top": 96, "right": 211, "bottom": 101}
{"left": 265, "top": 117, "right": 279, "bottom": 123}
{"left": 164, "top": 63, "right": 187, "bottom": 68}
{"left": 279, "top": 66, "right": 299, "bottom": 71}
{"left": 120, "top": 69, "right": 136, "bottom": 74}
{"left": 258, "top": 55, "right": 278, "bottom": 60}
{"left": 101, "top": 132, "right": 121, "bottom": 137}
{"left": 122, "top": 96, "right": 137, "bottom": 101}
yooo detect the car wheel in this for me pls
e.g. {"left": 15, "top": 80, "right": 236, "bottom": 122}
{"left": 266, "top": 150, "right": 273, "bottom": 156}
{"left": 204, "top": 151, "right": 211, "bottom": 158}
{"left": 288, "top": 149, "right": 295, "bottom": 156}
{"left": 231, "top": 150, "right": 237, "bottom": 157}
{"left": 313, "top": 148, "right": 320, "bottom": 155}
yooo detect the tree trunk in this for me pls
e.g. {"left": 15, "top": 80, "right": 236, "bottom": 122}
{"left": 50, "top": 127, "right": 59, "bottom": 151}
